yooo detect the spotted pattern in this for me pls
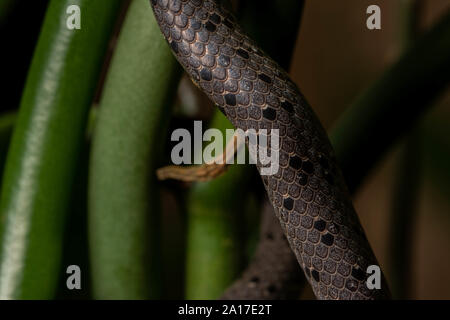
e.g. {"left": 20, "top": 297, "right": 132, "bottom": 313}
{"left": 150, "top": 0, "right": 390, "bottom": 300}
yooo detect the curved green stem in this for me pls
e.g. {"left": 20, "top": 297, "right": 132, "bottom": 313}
{"left": 88, "top": 0, "right": 181, "bottom": 299}
{"left": 185, "top": 113, "right": 251, "bottom": 299}
{"left": 0, "top": 0, "right": 123, "bottom": 299}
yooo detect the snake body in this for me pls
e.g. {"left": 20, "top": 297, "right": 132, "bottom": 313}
{"left": 150, "top": 0, "right": 390, "bottom": 299}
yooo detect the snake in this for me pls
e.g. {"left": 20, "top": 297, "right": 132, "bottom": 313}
{"left": 150, "top": 0, "right": 391, "bottom": 299}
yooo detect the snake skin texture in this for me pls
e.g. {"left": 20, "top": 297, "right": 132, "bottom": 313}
{"left": 150, "top": 0, "right": 390, "bottom": 299}
{"left": 222, "top": 199, "right": 305, "bottom": 299}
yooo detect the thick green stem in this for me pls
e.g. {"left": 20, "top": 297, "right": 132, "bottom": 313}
{"left": 88, "top": 0, "right": 181, "bottom": 299}
{"left": 185, "top": 113, "right": 251, "bottom": 299}
{"left": 0, "top": 0, "right": 123, "bottom": 299}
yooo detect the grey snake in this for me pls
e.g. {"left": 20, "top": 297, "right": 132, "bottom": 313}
{"left": 150, "top": 0, "right": 391, "bottom": 299}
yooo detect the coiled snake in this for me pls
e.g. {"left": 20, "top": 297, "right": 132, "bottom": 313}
{"left": 150, "top": 0, "right": 391, "bottom": 299}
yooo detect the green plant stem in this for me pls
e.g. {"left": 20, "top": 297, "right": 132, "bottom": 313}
{"left": 331, "top": 9, "right": 450, "bottom": 193}
{"left": 184, "top": 0, "right": 304, "bottom": 299}
{"left": 0, "top": 0, "right": 123, "bottom": 299}
{"left": 88, "top": 0, "right": 181, "bottom": 299}
{"left": 185, "top": 113, "right": 251, "bottom": 299}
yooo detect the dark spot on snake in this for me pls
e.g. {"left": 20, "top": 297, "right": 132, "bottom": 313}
{"left": 352, "top": 267, "right": 366, "bottom": 281}
{"left": 258, "top": 73, "right": 272, "bottom": 84}
{"left": 262, "top": 108, "right": 276, "bottom": 120}
{"left": 283, "top": 197, "right": 294, "bottom": 210}
{"left": 281, "top": 100, "right": 294, "bottom": 113}
{"left": 298, "top": 173, "right": 308, "bottom": 186}
{"left": 321, "top": 233, "right": 334, "bottom": 246}
{"left": 209, "top": 13, "right": 221, "bottom": 24}
{"left": 266, "top": 232, "right": 274, "bottom": 240}
{"left": 200, "top": 68, "right": 212, "bottom": 81}
{"left": 204, "top": 21, "right": 216, "bottom": 32}
{"left": 169, "top": 41, "right": 178, "bottom": 54}
{"left": 311, "top": 269, "right": 320, "bottom": 282}
{"left": 289, "top": 156, "right": 302, "bottom": 170}
{"left": 224, "top": 93, "right": 236, "bottom": 106}
{"left": 224, "top": 18, "right": 234, "bottom": 29}
{"left": 236, "top": 48, "right": 249, "bottom": 59}
{"left": 314, "top": 219, "right": 326, "bottom": 232}
{"left": 303, "top": 160, "right": 314, "bottom": 174}
{"left": 151, "top": 0, "right": 157, "bottom": 6}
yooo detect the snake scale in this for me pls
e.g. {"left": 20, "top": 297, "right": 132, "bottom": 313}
{"left": 150, "top": 0, "right": 390, "bottom": 299}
